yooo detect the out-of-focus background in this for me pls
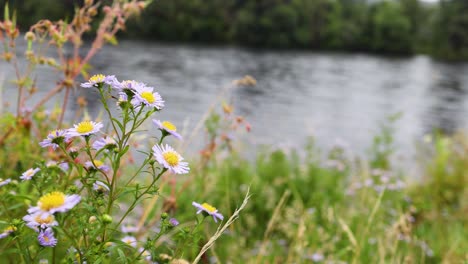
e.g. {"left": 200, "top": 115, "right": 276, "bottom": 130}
{"left": 0, "top": 1, "right": 467, "bottom": 263}
{"left": 2, "top": 0, "right": 468, "bottom": 160}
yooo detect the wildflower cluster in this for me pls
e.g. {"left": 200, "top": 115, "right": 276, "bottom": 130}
{"left": 0, "top": 74, "right": 226, "bottom": 263}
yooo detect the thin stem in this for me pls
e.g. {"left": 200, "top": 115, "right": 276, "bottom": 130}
{"left": 115, "top": 168, "right": 167, "bottom": 229}
{"left": 32, "top": 83, "right": 64, "bottom": 112}
{"left": 58, "top": 86, "right": 71, "bottom": 128}
{"left": 14, "top": 239, "right": 27, "bottom": 263}
{"left": 52, "top": 246, "right": 56, "bottom": 264}
{"left": 123, "top": 156, "right": 150, "bottom": 187}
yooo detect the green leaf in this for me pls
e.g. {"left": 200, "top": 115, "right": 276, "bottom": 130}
{"left": 112, "top": 117, "right": 124, "bottom": 131}
{"left": 116, "top": 248, "right": 128, "bottom": 263}
{"left": 4, "top": 3, "right": 9, "bottom": 21}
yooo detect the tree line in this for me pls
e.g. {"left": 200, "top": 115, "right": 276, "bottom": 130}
{"left": 5, "top": 0, "right": 468, "bottom": 60}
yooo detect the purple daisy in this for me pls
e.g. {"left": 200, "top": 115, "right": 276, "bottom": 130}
{"left": 92, "top": 137, "right": 117, "bottom": 151}
{"left": 38, "top": 228, "right": 57, "bottom": 247}
{"left": 39, "top": 130, "right": 67, "bottom": 150}
{"left": 0, "top": 178, "right": 11, "bottom": 187}
{"left": 85, "top": 160, "right": 110, "bottom": 173}
{"left": 81, "top": 74, "right": 120, "bottom": 89}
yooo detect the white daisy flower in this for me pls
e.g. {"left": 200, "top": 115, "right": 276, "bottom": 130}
{"left": 58, "top": 162, "right": 69, "bottom": 172}
{"left": 84, "top": 160, "right": 110, "bottom": 173}
{"left": 46, "top": 161, "right": 57, "bottom": 167}
{"left": 116, "top": 92, "right": 129, "bottom": 108}
{"left": 120, "top": 80, "right": 145, "bottom": 92}
{"left": 39, "top": 130, "right": 67, "bottom": 150}
{"left": 66, "top": 121, "right": 103, "bottom": 138}
{"left": 0, "top": 178, "right": 11, "bottom": 187}
{"left": 153, "top": 119, "right": 182, "bottom": 140}
{"left": 121, "top": 236, "right": 137, "bottom": 248}
{"left": 152, "top": 144, "right": 189, "bottom": 174}
{"left": 20, "top": 168, "right": 40, "bottom": 181}
{"left": 0, "top": 226, "right": 16, "bottom": 239}
{"left": 28, "top": 191, "right": 81, "bottom": 214}
{"left": 92, "top": 137, "right": 117, "bottom": 151}
{"left": 131, "top": 84, "right": 164, "bottom": 110}
{"left": 310, "top": 253, "right": 324, "bottom": 262}
{"left": 138, "top": 247, "right": 152, "bottom": 261}
{"left": 104, "top": 75, "right": 123, "bottom": 89}
{"left": 192, "top": 202, "right": 224, "bottom": 223}
{"left": 81, "top": 74, "right": 120, "bottom": 88}
{"left": 93, "top": 181, "right": 110, "bottom": 193}
{"left": 23, "top": 212, "right": 58, "bottom": 231}
{"left": 121, "top": 224, "right": 139, "bottom": 233}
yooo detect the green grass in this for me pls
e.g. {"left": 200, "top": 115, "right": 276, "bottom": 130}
{"left": 0, "top": 113, "right": 466, "bottom": 263}
{"left": 167, "top": 133, "right": 467, "bottom": 263}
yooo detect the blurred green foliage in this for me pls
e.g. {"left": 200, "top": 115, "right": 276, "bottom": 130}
{"left": 0, "top": 0, "right": 77, "bottom": 29}
{"left": 4, "top": 0, "right": 468, "bottom": 59}
{"left": 171, "top": 127, "right": 467, "bottom": 263}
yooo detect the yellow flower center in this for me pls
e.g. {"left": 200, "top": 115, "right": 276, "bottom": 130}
{"left": 141, "top": 91, "right": 155, "bottom": 104}
{"left": 25, "top": 169, "right": 35, "bottom": 176}
{"left": 163, "top": 151, "right": 179, "bottom": 166}
{"left": 201, "top": 203, "right": 217, "bottom": 213}
{"left": 89, "top": 74, "right": 105, "bottom": 83}
{"left": 35, "top": 214, "right": 55, "bottom": 225}
{"left": 4, "top": 226, "right": 16, "bottom": 233}
{"left": 39, "top": 192, "right": 66, "bottom": 211}
{"left": 76, "top": 121, "right": 94, "bottom": 134}
{"left": 162, "top": 121, "right": 177, "bottom": 131}
{"left": 93, "top": 160, "right": 104, "bottom": 167}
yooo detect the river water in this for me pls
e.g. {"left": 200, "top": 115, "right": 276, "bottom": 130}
{"left": 2, "top": 40, "right": 468, "bottom": 161}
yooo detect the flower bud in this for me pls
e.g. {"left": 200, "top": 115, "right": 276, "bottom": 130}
{"left": 88, "top": 216, "right": 97, "bottom": 224}
{"left": 46, "top": 58, "right": 57, "bottom": 66}
{"left": 161, "top": 212, "right": 168, "bottom": 219}
{"left": 12, "top": 219, "right": 22, "bottom": 226}
{"left": 102, "top": 214, "right": 113, "bottom": 224}
{"left": 88, "top": 7, "right": 98, "bottom": 16}
{"left": 25, "top": 31, "right": 36, "bottom": 42}
{"left": 67, "top": 185, "right": 78, "bottom": 193}
{"left": 3, "top": 52, "right": 13, "bottom": 62}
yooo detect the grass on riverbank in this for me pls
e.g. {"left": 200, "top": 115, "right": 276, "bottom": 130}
{"left": 0, "top": 111, "right": 466, "bottom": 263}
{"left": 166, "top": 131, "right": 467, "bottom": 263}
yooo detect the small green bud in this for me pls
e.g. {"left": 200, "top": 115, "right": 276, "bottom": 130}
{"left": 68, "top": 185, "right": 78, "bottom": 193}
{"left": 96, "top": 199, "right": 105, "bottom": 206}
{"left": 101, "top": 214, "right": 113, "bottom": 224}
{"left": 12, "top": 219, "right": 22, "bottom": 226}
{"left": 161, "top": 212, "right": 168, "bottom": 220}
